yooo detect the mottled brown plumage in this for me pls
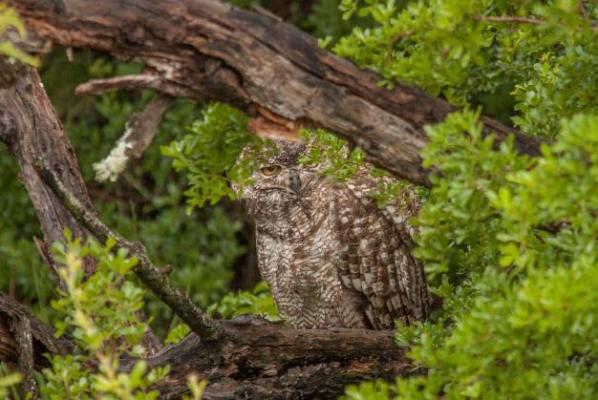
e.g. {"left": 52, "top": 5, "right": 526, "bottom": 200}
{"left": 239, "top": 141, "right": 429, "bottom": 329}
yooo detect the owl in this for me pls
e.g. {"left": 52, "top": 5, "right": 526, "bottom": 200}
{"left": 238, "top": 140, "right": 429, "bottom": 329}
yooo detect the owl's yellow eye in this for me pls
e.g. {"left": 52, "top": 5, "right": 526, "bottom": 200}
{"left": 260, "top": 165, "right": 282, "bottom": 176}
{"left": 303, "top": 161, "right": 318, "bottom": 168}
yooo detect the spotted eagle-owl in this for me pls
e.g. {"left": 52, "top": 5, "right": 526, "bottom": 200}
{"left": 238, "top": 140, "right": 429, "bottom": 329}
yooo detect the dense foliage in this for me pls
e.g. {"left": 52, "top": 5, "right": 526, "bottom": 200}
{"left": 42, "top": 235, "right": 170, "bottom": 399}
{"left": 334, "top": 1, "right": 598, "bottom": 399}
{"left": 1, "top": 0, "right": 597, "bottom": 399}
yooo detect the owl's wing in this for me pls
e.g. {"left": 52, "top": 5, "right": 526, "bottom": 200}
{"left": 335, "top": 170, "right": 429, "bottom": 329}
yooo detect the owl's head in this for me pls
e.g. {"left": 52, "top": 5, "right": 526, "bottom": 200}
{"left": 236, "top": 140, "right": 325, "bottom": 222}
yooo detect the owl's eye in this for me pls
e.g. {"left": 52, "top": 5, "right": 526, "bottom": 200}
{"left": 303, "top": 161, "right": 319, "bottom": 168}
{"left": 260, "top": 164, "right": 282, "bottom": 176}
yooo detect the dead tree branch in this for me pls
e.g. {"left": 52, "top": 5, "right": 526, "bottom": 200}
{"left": 9, "top": 0, "right": 544, "bottom": 187}
{"left": 92, "top": 94, "right": 174, "bottom": 182}
{"left": 0, "top": 66, "right": 95, "bottom": 275}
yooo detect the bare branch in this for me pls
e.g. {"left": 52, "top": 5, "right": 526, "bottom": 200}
{"left": 93, "top": 94, "right": 174, "bottom": 182}
{"left": 76, "top": 73, "right": 197, "bottom": 98}
{"left": 475, "top": 14, "right": 598, "bottom": 30}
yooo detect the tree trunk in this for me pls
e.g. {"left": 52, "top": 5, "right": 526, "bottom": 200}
{"left": 0, "top": 66, "right": 95, "bottom": 275}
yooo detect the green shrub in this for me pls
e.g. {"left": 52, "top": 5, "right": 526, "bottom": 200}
{"left": 41, "top": 234, "right": 169, "bottom": 399}
{"left": 335, "top": 1, "right": 598, "bottom": 398}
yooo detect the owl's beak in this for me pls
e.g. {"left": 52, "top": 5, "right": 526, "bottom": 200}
{"left": 289, "top": 171, "right": 301, "bottom": 194}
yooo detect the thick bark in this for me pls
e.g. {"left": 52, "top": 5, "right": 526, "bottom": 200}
{"left": 0, "top": 66, "right": 96, "bottom": 275}
{"left": 147, "top": 317, "right": 412, "bottom": 400}
{"left": 9, "top": 0, "right": 543, "bottom": 187}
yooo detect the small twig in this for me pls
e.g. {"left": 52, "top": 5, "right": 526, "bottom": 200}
{"left": 391, "top": 30, "right": 414, "bottom": 47}
{"left": 475, "top": 14, "right": 598, "bottom": 30}
{"left": 75, "top": 73, "right": 196, "bottom": 98}
{"left": 250, "top": 4, "right": 284, "bottom": 23}
{"left": 65, "top": 47, "right": 74, "bottom": 62}
{"left": 93, "top": 94, "right": 174, "bottom": 182}
{"left": 76, "top": 74, "right": 162, "bottom": 95}
{"left": 474, "top": 15, "right": 544, "bottom": 25}
{"left": 34, "top": 161, "right": 224, "bottom": 342}
{"left": 12, "top": 317, "right": 38, "bottom": 398}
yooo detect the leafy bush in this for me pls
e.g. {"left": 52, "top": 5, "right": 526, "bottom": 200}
{"left": 0, "top": 365, "right": 21, "bottom": 399}
{"left": 334, "top": 1, "right": 598, "bottom": 399}
{"left": 41, "top": 234, "right": 169, "bottom": 399}
{"left": 344, "top": 111, "right": 598, "bottom": 399}
{"left": 335, "top": 0, "right": 598, "bottom": 134}
{"left": 162, "top": 103, "right": 267, "bottom": 210}
{"left": 208, "top": 281, "right": 279, "bottom": 321}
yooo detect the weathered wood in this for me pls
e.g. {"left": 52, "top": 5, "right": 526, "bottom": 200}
{"left": 9, "top": 0, "right": 543, "bottom": 187}
{"left": 0, "top": 295, "right": 74, "bottom": 366}
{"left": 0, "top": 299, "right": 412, "bottom": 400}
{"left": 0, "top": 66, "right": 95, "bottom": 273}
{"left": 147, "top": 316, "right": 413, "bottom": 400}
